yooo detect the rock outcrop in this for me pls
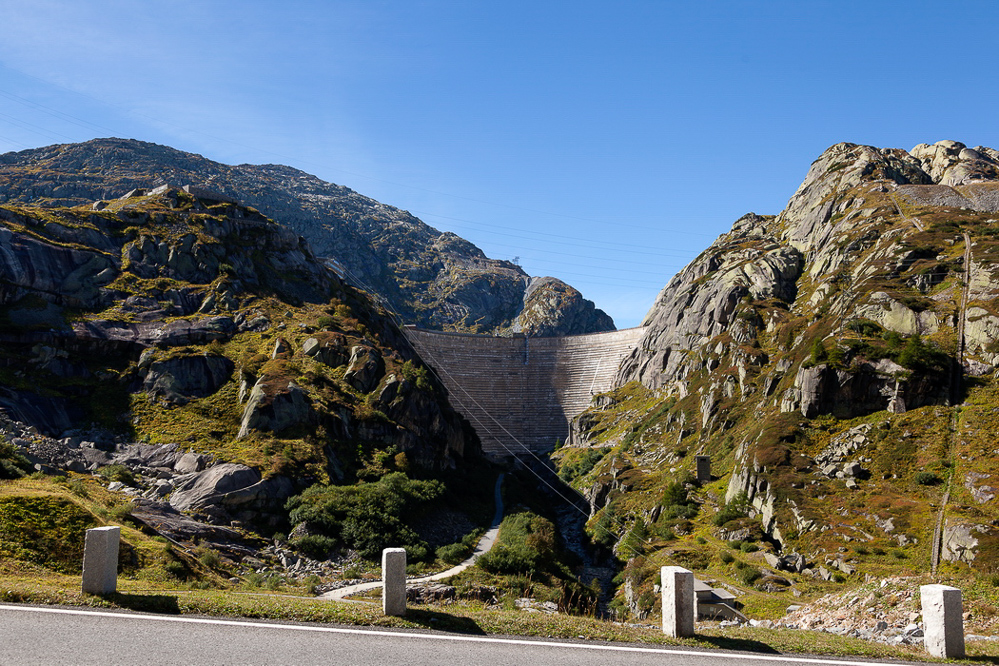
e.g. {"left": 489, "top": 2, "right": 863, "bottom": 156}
{"left": 563, "top": 140, "right": 999, "bottom": 592}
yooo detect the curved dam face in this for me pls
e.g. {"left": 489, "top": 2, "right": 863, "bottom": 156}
{"left": 404, "top": 326, "right": 646, "bottom": 460}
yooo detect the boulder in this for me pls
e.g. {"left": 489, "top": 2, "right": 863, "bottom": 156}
{"left": 942, "top": 523, "right": 986, "bottom": 563}
{"left": 142, "top": 354, "right": 234, "bottom": 404}
{"left": 302, "top": 334, "right": 348, "bottom": 367}
{"left": 169, "top": 463, "right": 261, "bottom": 513}
{"left": 237, "top": 379, "right": 313, "bottom": 438}
{"left": 174, "top": 451, "right": 209, "bottom": 474}
{"left": 343, "top": 346, "right": 383, "bottom": 393}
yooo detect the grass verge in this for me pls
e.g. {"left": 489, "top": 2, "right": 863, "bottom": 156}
{"left": 1, "top": 571, "right": 994, "bottom": 662}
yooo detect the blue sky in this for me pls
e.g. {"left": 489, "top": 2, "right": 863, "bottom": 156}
{"left": 0, "top": 1, "right": 997, "bottom": 328}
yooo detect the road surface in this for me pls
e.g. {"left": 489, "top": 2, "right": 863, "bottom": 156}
{"left": 0, "top": 604, "right": 931, "bottom": 666}
{"left": 320, "top": 472, "right": 505, "bottom": 601}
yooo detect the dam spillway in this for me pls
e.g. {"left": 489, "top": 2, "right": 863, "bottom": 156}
{"left": 404, "top": 326, "right": 646, "bottom": 460}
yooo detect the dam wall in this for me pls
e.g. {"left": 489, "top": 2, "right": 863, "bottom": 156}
{"left": 404, "top": 326, "right": 646, "bottom": 460}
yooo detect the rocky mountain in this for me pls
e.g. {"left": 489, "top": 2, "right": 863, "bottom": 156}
{"left": 555, "top": 140, "right": 999, "bottom": 618}
{"left": 0, "top": 138, "right": 614, "bottom": 337}
{"left": 0, "top": 186, "right": 479, "bottom": 538}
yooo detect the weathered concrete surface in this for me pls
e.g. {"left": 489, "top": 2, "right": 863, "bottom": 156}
{"left": 661, "top": 566, "right": 695, "bottom": 638}
{"left": 921, "top": 584, "right": 965, "bottom": 658}
{"left": 382, "top": 548, "right": 407, "bottom": 617}
{"left": 82, "top": 526, "right": 120, "bottom": 595}
{"left": 404, "top": 327, "right": 645, "bottom": 457}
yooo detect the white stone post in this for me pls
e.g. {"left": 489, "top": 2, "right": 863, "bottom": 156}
{"left": 920, "top": 584, "right": 965, "bottom": 659}
{"left": 382, "top": 548, "right": 407, "bottom": 616}
{"left": 661, "top": 565, "right": 695, "bottom": 637}
{"left": 82, "top": 526, "right": 120, "bottom": 595}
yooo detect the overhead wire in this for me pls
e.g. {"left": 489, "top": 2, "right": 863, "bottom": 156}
{"left": 410, "top": 337, "right": 658, "bottom": 560}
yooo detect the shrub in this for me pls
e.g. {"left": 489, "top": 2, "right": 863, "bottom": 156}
{"left": 915, "top": 471, "right": 943, "bottom": 486}
{"left": 436, "top": 530, "right": 482, "bottom": 565}
{"left": 714, "top": 492, "right": 749, "bottom": 527}
{"left": 739, "top": 567, "right": 761, "bottom": 585}
{"left": 847, "top": 318, "right": 883, "bottom": 337}
{"left": 286, "top": 472, "right": 443, "bottom": 560}
{"left": 66, "top": 478, "right": 89, "bottom": 497}
{"left": 719, "top": 551, "right": 735, "bottom": 564}
{"left": 897, "top": 334, "right": 948, "bottom": 371}
{"left": 558, "top": 447, "right": 608, "bottom": 484}
{"left": 0, "top": 440, "right": 31, "bottom": 480}
{"left": 108, "top": 501, "right": 135, "bottom": 523}
{"left": 196, "top": 547, "right": 221, "bottom": 568}
{"left": 660, "top": 481, "right": 699, "bottom": 521}
{"left": 810, "top": 338, "right": 828, "bottom": 365}
{"left": 740, "top": 542, "right": 759, "bottom": 553}
{"left": 291, "top": 534, "right": 338, "bottom": 560}
{"left": 97, "top": 464, "right": 135, "bottom": 486}
{"left": 476, "top": 512, "right": 557, "bottom": 575}
{"left": 317, "top": 316, "right": 335, "bottom": 330}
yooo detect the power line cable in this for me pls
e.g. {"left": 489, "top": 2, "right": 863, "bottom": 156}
{"left": 406, "top": 330, "right": 661, "bottom": 560}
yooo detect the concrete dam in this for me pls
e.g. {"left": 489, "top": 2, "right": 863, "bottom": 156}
{"left": 404, "top": 326, "right": 646, "bottom": 460}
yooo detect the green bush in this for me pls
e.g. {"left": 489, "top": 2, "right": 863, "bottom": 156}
{"left": 291, "top": 534, "right": 338, "bottom": 560}
{"left": 896, "top": 334, "right": 945, "bottom": 371}
{"left": 196, "top": 546, "right": 221, "bottom": 568}
{"left": 558, "top": 447, "right": 609, "bottom": 484}
{"left": 847, "top": 318, "right": 883, "bottom": 337}
{"left": 660, "top": 481, "right": 699, "bottom": 521}
{"left": 97, "top": 464, "right": 135, "bottom": 486}
{"left": 286, "top": 472, "right": 444, "bottom": 560}
{"left": 714, "top": 492, "right": 749, "bottom": 527}
{"left": 436, "top": 530, "right": 482, "bottom": 565}
{"left": 914, "top": 471, "right": 943, "bottom": 486}
{"left": 0, "top": 440, "right": 31, "bottom": 480}
{"left": 739, "top": 567, "right": 761, "bottom": 585}
{"left": 719, "top": 551, "right": 735, "bottom": 564}
{"left": 476, "top": 512, "right": 557, "bottom": 575}
{"left": 739, "top": 541, "right": 759, "bottom": 553}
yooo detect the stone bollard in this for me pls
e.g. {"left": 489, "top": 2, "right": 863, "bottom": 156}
{"left": 695, "top": 456, "right": 711, "bottom": 484}
{"left": 382, "top": 548, "right": 407, "bottom": 617}
{"left": 920, "top": 584, "right": 965, "bottom": 659}
{"left": 82, "top": 526, "right": 120, "bottom": 595}
{"left": 661, "top": 566, "right": 695, "bottom": 637}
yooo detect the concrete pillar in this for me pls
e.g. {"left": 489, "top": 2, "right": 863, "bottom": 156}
{"left": 920, "top": 584, "right": 964, "bottom": 658}
{"left": 695, "top": 456, "right": 711, "bottom": 484}
{"left": 382, "top": 548, "right": 407, "bottom": 616}
{"left": 82, "top": 526, "right": 120, "bottom": 595}
{"left": 661, "top": 566, "right": 695, "bottom": 637}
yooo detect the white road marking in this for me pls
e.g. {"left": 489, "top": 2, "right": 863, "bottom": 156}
{"left": 0, "top": 604, "right": 914, "bottom": 665}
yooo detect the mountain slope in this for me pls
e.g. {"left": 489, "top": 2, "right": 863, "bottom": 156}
{"left": 0, "top": 138, "right": 613, "bottom": 336}
{"left": 555, "top": 140, "right": 999, "bottom": 620}
{"left": 0, "top": 187, "right": 476, "bottom": 483}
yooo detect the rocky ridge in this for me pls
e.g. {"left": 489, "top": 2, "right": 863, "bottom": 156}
{"left": 556, "top": 140, "right": 999, "bottom": 621}
{"left": 0, "top": 138, "right": 614, "bottom": 337}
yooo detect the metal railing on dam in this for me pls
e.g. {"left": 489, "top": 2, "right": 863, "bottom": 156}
{"left": 403, "top": 326, "right": 646, "bottom": 460}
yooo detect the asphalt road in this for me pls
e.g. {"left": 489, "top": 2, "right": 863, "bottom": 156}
{"left": 1, "top": 604, "right": 930, "bottom": 666}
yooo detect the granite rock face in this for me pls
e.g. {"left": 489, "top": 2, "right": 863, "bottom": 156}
{"left": 565, "top": 140, "right": 999, "bottom": 587}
